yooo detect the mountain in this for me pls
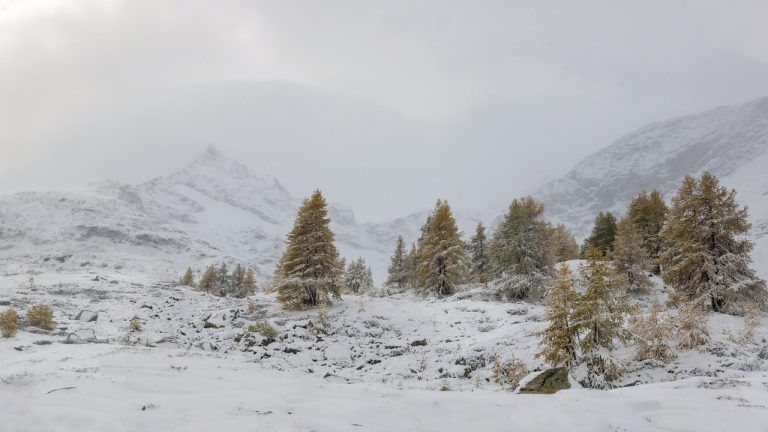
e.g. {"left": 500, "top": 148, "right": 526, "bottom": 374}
{"left": 537, "top": 96, "right": 768, "bottom": 277}
{"left": 0, "top": 146, "right": 480, "bottom": 282}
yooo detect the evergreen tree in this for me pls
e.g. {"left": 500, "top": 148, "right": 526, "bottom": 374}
{"left": 660, "top": 172, "right": 767, "bottom": 313}
{"left": 243, "top": 268, "right": 257, "bottom": 294}
{"left": 344, "top": 257, "right": 374, "bottom": 294}
{"left": 216, "top": 262, "right": 231, "bottom": 296}
{"left": 469, "top": 222, "right": 491, "bottom": 285}
{"left": 537, "top": 263, "right": 579, "bottom": 370}
{"left": 575, "top": 248, "right": 630, "bottom": 353}
{"left": 676, "top": 300, "right": 710, "bottom": 349}
{"left": 581, "top": 212, "right": 617, "bottom": 257}
{"left": 198, "top": 265, "right": 218, "bottom": 294}
{"left": 630, "top": 302, "right": 674, "bottom": 362}
{"left": 416, "top": 200, "right": 467, "bottom": 297}
{"left": 386, "top": 236, "right": 408, "bottom": 289}
{"left": 611, "top": 217, "right": 652, "bottom": 293}
{"left": 574, "top": 248, "right": 630, "bottom": 388}
{"left": 547, "top": 223, "right": 580, "bottom": 262}
{"left": 404, "top": 243, "right": 419, "bottom": 288}
{"left": 489, "top": 196, "right": 554, "bottom": 299}
{"left": 232, "top": 264, "right": 245, "bottom": 292}
{"left": 627, "top": 190, "right": 668, "bottom": 273}
{"left": 275, "top": 190, "right": 343, "bottom": 309}
{"left": 179, "top": 267, "right": 195, "bottom": 287}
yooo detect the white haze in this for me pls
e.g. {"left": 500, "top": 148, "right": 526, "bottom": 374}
{"left": 2, "top": 0, "right": 768, "bottom": 220}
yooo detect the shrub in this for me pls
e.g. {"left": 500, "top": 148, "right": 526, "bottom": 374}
{"left": 248, "top": 321, "right": 278, "bottom": 340}
{"left": 0, "top": 308, "right": 20, "bottom": 337}
{"left": 491, "top": 355, "right": 528, "bottom": 391}
{"left": 27, "top": 304, "right": 56, "bottom": 330}
{"left": 128, "top": 315, "right": 142, "bottom": 332}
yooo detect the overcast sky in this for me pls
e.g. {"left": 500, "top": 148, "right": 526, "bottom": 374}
{"left": 1, "top": 0, "right": 768, "bottom": 221}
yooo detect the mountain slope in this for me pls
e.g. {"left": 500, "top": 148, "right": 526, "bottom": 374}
{"left": 0, "top": 147, "right": 480, "bottom": 281}
{"left": 537, "top": 96, "right": 768, "bottom": 276}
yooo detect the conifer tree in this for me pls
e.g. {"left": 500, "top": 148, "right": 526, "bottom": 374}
{"left": 275, "top": 190, "right": 343, "bottom": 309}
{"left": 660, "top": 172, "right": 767, "bottom": 313}
{"left": 676, "top": 300, "right": 710, "bottom": 349}
{"left": 575, "top": 248, "right": 630, "bottom": 353}
{"left": 547, "top": 223, "right": 580, "bottom": 262}
{"left": 198, "top": 265, "right": 218, "bottom": 294}
{"left": 469, "top": 222, "right": 491, "bottom": 285}
{"left": 417, "top": 200, "right": 467, "bottom": 297}
{"left": 537, "top": 263, "right": 579, "bottom": 370}
{"left": 344, "top": 257, "right": 374, "bottom": 294}
{"left": 386, "top": 236, "right": 408, "bottom": 289}
{"left": 611, "top": 217, "right": 652, "bottom": 293}
{"left": 179, "top": 267, "right": 195, "bottom": 287}
{"left": 489, "top": 196, "right": 554, "bottom": 299}
{"left": 404, "top": 243, "right": 419, "bottom": 288}
{"left": 581, "top": 212, "right": 617, "bottom": 257}
{"left": 630, "top": 302, "right": 674, "bottom": 362}
{"left": 627, "top": 190, "right": 668, "bottom": 273}
{"left": 243, "top": 268, "right": 257, "bottom": 294}
{"left": 216, "top": 263, "right": 231, "bottom": 296}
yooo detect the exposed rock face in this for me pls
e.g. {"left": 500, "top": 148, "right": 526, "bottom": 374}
{"left": 519, "top": 367, "right": 571, "bottom": 394}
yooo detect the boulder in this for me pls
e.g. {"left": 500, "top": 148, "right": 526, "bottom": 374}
{"left": 519, "top": 367, "right": 570, "bottom": 394}
{"left": 75, "top": 310, "right": 98, "bottom": 322}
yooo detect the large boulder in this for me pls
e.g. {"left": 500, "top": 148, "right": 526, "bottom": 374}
{"left": 519, "top": 367, "right": 570, "bottom": 394}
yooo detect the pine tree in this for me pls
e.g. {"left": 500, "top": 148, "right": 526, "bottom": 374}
{"left": 416, "top": 200, "right": 467, "bottom": 297}
{"left": 469, "top": 222, "right": 491, "bottom": 285}
{"left": 611, "top": 217, "right": 652, "bottom": 293}
{"left": 660, "top": 172, "right": 767, "bottom": 313}
{"left": 227, "top": 264, "right": 250, "bottom": 298}
{"left": 386, "top": 236, "right": 408, "bottom": 289}
{"left": 198, "top": 265, "right": 218, "bottom": 294}
{"left": 275, "top": 190, "right": 343, "bottom": 309}
{"left": 630, "top": 302, "right": 674, "bottom": 362}
{"left": 547, "top": 223, "right": 580, "bottom": 262}
{"left": 243, "top": 268, "right": 257, "bottom": 295}
{"left": 344, "top": 257, "right": 374, "bottom": 294}
{"left": 179, "top": 267, "right": 195, "bottom": 287}
{"left": 581, "top": 212, "right": 617, "bottom": 257}
{"left": 489, "top": 196, "right": 554, "bottom": 299}
{"left": 627, "top": 190, "right": 668, "bottom": 273}
{"left": 537, "top": 263, "right": 580, "bottom": 370}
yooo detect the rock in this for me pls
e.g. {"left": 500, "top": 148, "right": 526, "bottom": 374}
{"left": 0, "top": 300, "right": 10, "bottom": 306}
{"left": 34, "top": 340, "right": 53, "bottom": 345}
{"left": 75, "top": 310, "right": 98, "bottom": 322}
{"left": 284, "top": 347, "right": 301, "bottom": 354}
{"left": 758, "top": 346, "right": 768, "bottom": 360}
{"left": 203, "top": 320, "right": 220, "bottom": 329}
{"left": 519, "top": 367, "right": 570, "bottom": 394}
{"left": 410, "top": 339, "right": 427, "bottom": 347}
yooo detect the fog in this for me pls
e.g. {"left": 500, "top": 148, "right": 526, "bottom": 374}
{"left": 2, "top": 0, "right": 768, "bottom": 220}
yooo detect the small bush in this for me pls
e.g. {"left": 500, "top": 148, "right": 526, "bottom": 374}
{"left": 248, "top": 321, "right": 278, "bottom": 340}
{"left": 491, "top": 355, "right": 529, "bottom": 391}
{"left": 1, "top": 308, "right": 20, "bottom": 337}
{"left": 27, "top": 304, "right": 56, "bottom": 330}
{"left": 128, "top": 315, "right": 142, "bottom": 332}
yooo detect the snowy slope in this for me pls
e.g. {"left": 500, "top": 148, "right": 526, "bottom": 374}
{"left": 2, "top": 271, "right": 768, "bottom": 431}
{"left": 0, "top": 147, "right": 480, "bottom": 282}
{"left": 537, "top": 97, "right": 768, "bottom": 276}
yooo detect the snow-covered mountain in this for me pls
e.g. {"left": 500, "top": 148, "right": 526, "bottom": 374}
{"left": 537, "top": 96, "right": 768, "bottom": 276}
{"left": 0, "top": 146, "right": 479, "bottom": 282}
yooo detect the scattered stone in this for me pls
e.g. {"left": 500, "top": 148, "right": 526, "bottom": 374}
{"left": 758, "top": 346, "right": 768, "bottom": 360}
{"left": 75, "top": 310, "right": 98, "bottom": 322}
{"left": 519, "top": 368, "right": 570, "bottom": 394}
{"left": 410, "top": 339, "right": 427, "bottom": 347}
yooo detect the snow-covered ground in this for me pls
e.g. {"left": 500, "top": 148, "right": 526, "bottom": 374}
{"left": 2, "top": 270, "right": 768, "bottom": 431}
